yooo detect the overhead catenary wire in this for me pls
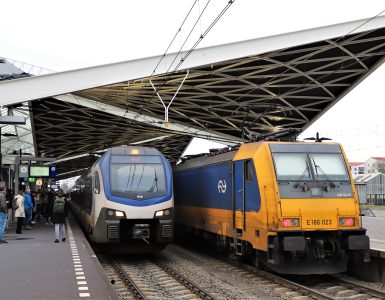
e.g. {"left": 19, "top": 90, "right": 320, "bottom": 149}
{"left": 146, "top": 0, "right": 235, "bottom": 131}
{"left": 171, "top": 0, "right": 235, "bottom": 72}
{"left": 164, "top": 0, "right": 212, "bottom": 75}
{"left": 150, "top": 0, "right": 235, "bottom": 86}
{"left": 151, "top": 0, "right": 199, "bottom": 77}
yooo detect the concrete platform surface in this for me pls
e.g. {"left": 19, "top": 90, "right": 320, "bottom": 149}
{"left": 0, "top": 214, "right": 118, "bottom": 300}
{"left": 362, "top": 216, "right": 385, "bottom": 251}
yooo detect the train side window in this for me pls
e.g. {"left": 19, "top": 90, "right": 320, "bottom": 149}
{"left": 245, "top": 160, "right": 254, "bottom": 182}
{"left": 94, "top": 172, "right": 100, "bottom": 194}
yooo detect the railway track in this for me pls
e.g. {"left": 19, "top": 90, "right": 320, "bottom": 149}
{"left": 332, "top": 275, "right": 385, "bottom": 299}
{"left": 289, "top": 274, "right": 385, "bottom": 299}
{"left": 99, "top": 255, "right": 217, "bottom": 300}
{"left": 166, "top": 244, "right": 385, "bottom": 300}
{"left": 99, "top": 245, "right": 385, "bottom": 299}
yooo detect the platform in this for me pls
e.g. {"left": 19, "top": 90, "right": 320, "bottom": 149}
{"left": 0, "top": 213, "right": 118, "bottom": 300}
{"left": 361, "top": 216, "right": 385, "bottom": 252}
{"left": 347, "top": 215, "right": 385, "bottom": 282}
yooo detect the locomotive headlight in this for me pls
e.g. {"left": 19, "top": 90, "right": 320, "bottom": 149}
{"left": 106, "top": 209, "right": 125, "bottom": 219}
{"left": 115, "top": 211, "right": 125, "bottom": 217}
{"left": 155, "top": 209, "right": 171, "bottom": 217}
{"left": 339, "top": 217, "right": 355, "bottom": 227}
{"left": 283, "top": 218, "right": 300, "bottom": 227}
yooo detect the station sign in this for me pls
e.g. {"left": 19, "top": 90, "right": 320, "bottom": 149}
{"left": 50, "top": 165, "right": 56, "bottom": 177}
{"left": 19, "top": 164, "right": 29, "bottom": 178}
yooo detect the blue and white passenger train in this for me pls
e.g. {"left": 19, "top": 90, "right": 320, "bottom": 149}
{"left": 69, "top": 146, "right": 174, "bottom": 253}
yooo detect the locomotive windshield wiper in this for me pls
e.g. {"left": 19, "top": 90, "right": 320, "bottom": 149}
{"left": 294, "top": 160, "right": 310, "bottom": 190}
{"left": 311, "top": 156, "right": 336, "bottom": 188}
{"left": 148, "top": 169, "right": 159, "bottom": 192}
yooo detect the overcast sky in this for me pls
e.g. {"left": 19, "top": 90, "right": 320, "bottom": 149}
{"left": 1, "top": 0, "right": 385, "bottom": 162}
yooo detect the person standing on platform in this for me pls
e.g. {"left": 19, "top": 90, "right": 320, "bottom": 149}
{"left": 52, "top": 189, "right": 67, "bottom": 243}
{"left": 0, "top": 187, "right": 7, "bottom": 243}
{"left": 43, "top": 189, "right": 49, "bottom": 224}
{"left": 15, "top": 190, "right": 25, "bottom": 234}
{"left": 46, "top": 188, "right": 55, "bottom": 224}
{"left": 23, "top": 189, "right": 33, "bottom": 230}
{"left": 5, "top": 189, "right": 13, "bottom": 229}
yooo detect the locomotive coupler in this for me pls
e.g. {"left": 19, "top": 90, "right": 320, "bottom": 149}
{"left": 133, "top": 224, "right": 150, "bottom": 243}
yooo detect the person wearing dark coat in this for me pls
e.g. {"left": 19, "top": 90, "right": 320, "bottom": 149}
{"left": 5, "top": 189, "right": 13, "bottom": 229}
{"left": 46, "top": 189, "right": 55, "bottom": 224}
{"left": 52, "top": 190, "right": 67, "bottom": 243}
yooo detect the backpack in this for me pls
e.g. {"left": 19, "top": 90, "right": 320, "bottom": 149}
{"left": 0, "top": 194, "right": 5, "bottom": 212}
{"left": 53, "top": 197, "right": 65, "bottom": 214}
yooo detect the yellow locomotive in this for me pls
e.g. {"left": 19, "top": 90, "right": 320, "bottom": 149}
{"left": 174, "top": 142, "right": 369, "bottom": 274}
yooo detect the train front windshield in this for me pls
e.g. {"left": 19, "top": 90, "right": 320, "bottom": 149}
{"left": 273, "top": 152, "right": 349, "bottom": 182}
{"left": 110, "top": 155, "right": 167, "bottom": 199}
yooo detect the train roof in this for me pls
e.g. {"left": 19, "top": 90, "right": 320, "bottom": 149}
{"left": 174, "top": 150, "right": 237, "bottom": 171}
{"left": 175, "top": 141, "right": 345, "bottom": 171}
{"left": 107, "top": 146, "right": 162, "bottom": 156}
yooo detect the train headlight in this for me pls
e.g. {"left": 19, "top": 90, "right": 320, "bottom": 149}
{"left": 106, "top": 209, "right": 125, "bottom": 219}
{"left": 339, "top": 217, "right": 355, "bottom": 227}
{"left": 155, "top": 209, "right": 171, "bottom": 217}
{"left": 283, "top": 218, "right": 300, "bottom": 227}
{"left": 115, "top": 211, "right": 125, "bottom": 217}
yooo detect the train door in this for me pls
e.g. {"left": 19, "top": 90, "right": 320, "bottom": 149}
{"left": 234, "top": 160, "right": 245, "bottom": 233}
{"left": 92, "top": 171, "right": 100, "bottom": 218}
{"left": 233, "top": 159, "right": 260, "bottom": 233}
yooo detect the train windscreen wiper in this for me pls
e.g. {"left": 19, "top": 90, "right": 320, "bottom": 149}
{"left": 311, "top": 156, "right": 336, "bottom": 188}
{"left": 294, "top": 160, "right": 310, "bottom": 190}
{"left": 148, "top": 169, "right": 159, "bottom": 192}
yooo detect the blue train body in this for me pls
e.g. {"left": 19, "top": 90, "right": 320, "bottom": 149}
{"left": 69, "top": 146, "right": 174, "bottom": 253}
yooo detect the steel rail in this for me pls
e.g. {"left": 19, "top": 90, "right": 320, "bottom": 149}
{"left": 258, "top": 269, "right": 334, "bottom": 300}
{"left": 226, "top": 259, "right": 334, "bottom": 300}
{"left": 154, "top": 260, "right": 218, "bottom": 300}
{"left": 112, "top": 259, "right": 148, "bottom": 300}
{"left": 329, "top": 275, "right": 385, "bottom": 299}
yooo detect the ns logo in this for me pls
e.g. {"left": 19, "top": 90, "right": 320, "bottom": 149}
{"left": 217, "top": 180, "right": 227, "bottom": 193}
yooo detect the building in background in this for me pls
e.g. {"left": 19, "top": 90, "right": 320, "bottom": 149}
{"left": 350, "top": 157, "right": 385, "bottom": 175}
{"left": 364, "top": 157, "right": 385, "bottom": 174}
{"left": 353, "top": 173, "right": 385, "bottom": 205}
{"left": 350, "top": 162, "right": 365, "bottom": 175}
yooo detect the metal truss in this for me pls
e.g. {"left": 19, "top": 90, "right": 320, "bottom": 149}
{"left": 76, "top": 27, "right": 385, "bottom": 142}
{"left": 0, "top": 103, "right": 35, "bottom": 165}
{"left": 30, "top": 98, "right": 191, "bottom": 163}
{"left": 4, "top": 21, "right": 385, "bottom": 180}
{"left": 54, "top": 135, "right": 191, "bottom": 180}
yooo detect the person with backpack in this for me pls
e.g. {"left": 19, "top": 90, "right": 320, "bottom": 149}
{"left": 0, "top": 187, "right": 7, "bottom": 243}
{"left": 5, "top": 189, "right": 14, "bottom": 229}
{"left": 52, "top": 189, "right": 67, "bottom": 243}
{"left": 23, "top": 189, "right": 33, "bottom": 230}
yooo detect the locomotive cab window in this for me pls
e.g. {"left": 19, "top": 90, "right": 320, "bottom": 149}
{"left": 309, "top": 153, "right": 349, "bottom": 181}
{"left": 272, "top": 152, "right": 349, "bottom": 182}
{"left": 245, "top": 160, "right": 254, "bottom": 182}
{"left": 272, "top": 153, "right": 311, "bottom": 181}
